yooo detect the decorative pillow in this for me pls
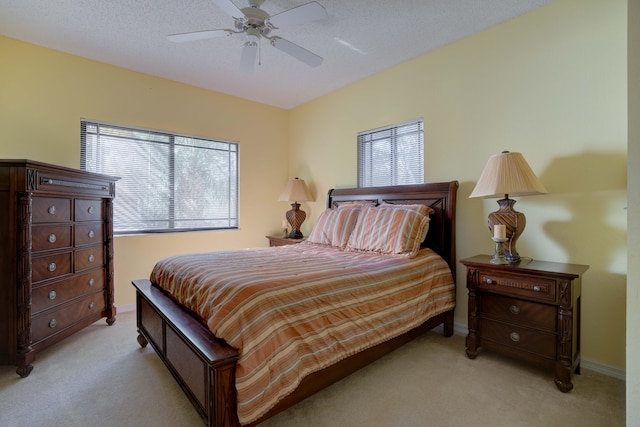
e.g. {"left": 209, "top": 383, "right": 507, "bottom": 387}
{"left": 346, "top": 206, "right": 431, "bottom": 258}
{"left": 336, "top": 200, "right": 376, "bottom": 209}
{"left": 379, "top": 202, "right": 434, "bottom": 216}
{"left": 306, "top": 208, "right": 361, "bottom": 248}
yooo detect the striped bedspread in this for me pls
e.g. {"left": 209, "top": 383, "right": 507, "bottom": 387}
{"left": 150, "top": 243, "right": 455, "bottom": 425}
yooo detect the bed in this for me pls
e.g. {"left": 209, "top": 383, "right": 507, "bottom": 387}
{"left": 132, "top": 181, "right": 458, "bottom": 427}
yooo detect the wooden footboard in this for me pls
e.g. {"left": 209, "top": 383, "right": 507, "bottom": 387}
{"left": 134, "top": 279, "right": 240, "bottom": 427}
{"left": 133, "top": 279, "right": 453, "bottom": 427}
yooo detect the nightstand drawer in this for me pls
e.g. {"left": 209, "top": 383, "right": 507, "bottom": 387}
{"left": 481, "top": 294, "right": 556, "bottom": 332}
{"left": 478, "top": 271, "right": 556, "bottom": 302}
{"left": 266, "top": 235, "right": 304, "bottom": 246}
{"left": 480, "top": 318, "right": 556, "bottom": 360}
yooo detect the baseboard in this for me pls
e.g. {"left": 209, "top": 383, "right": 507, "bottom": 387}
{"left": 581, "top": 358, "right": 626, "bottom": 380}
{"left": 117, "top": 303, "right": 136, "bottom": 313}
{"left": 449, "top": 321, "right": 626, "bottom": 381}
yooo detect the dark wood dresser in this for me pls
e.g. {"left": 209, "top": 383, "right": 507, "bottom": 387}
{"left": 0, "top": 160, "right": 118, "bottom": 377}
{"left": 461, "top": 255, "right": 588, "bottom": 392}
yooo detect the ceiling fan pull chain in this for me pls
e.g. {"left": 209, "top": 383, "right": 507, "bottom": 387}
{"left": 258, "top": 37, "right": 262, "bottom": 66}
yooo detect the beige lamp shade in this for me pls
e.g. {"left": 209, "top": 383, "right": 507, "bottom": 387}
{"left": 469, "top": 151, "right": 547, "bottom": 264}
{"left": 469, "top": 151, "right": 547, "bottom": 198}
{"left": 278, "top": 177, "right": 312, "bottom": 202}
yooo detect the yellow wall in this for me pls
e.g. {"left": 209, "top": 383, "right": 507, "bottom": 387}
{"left": 0, "top": 0, "right": 628, "bottom": 371}
{"left": 0, "top": 36, "right": 290, "bottom": 306}
{"left": 289, "top": 0, "right": 627, "bottom": 369}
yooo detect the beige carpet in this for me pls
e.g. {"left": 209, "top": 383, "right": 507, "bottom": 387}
{"left": 0, "top": 311, "right": 625, "bottom": 427}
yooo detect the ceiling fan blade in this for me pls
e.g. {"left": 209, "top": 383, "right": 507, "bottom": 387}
{"left": 211, "top": 0, "right": 244, "bottom": 18}
{"left": 268, "top": 1, "right": 327, "bottom": 28}
{"left": 271, "top": 37, "right": 323, "bottom": 67}
{"left": 239, "top": 42, "right": 258, "bottom": 74}
{"left": 168, "top": 29, "right": 231, "bottom": 42}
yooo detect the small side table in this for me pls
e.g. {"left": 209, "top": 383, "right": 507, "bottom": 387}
{"left": 266, "top": 235, "right": 305, "bottom": 247}
{"left": 460, "top": 255, "right": 589, "bottom": 392}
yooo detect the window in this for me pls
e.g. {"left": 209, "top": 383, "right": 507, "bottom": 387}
{"left": 81, "top": 120, "right": 238, "bottom": 235}
{"left": 357, "top": 119, "right": 424, "bottom": 187}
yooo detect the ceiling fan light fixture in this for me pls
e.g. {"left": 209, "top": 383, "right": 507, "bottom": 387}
{"left": 170, "top": 0, "right": 327, "bottom": 70}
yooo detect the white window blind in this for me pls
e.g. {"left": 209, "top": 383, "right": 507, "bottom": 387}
{"left": 81, "top": 120, "right": 238, "bottom": 234}
{"left": 358, "top": 119, "right": 424, "bottom": 187}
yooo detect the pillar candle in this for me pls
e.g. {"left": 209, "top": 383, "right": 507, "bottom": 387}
{"left": 493, "top": 224, "right": 506, "bottom": 239}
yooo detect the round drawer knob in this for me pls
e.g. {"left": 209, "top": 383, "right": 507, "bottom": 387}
{"left": 88, "top": 254, "right": 95, "bottom": 263}
{"left": 88, "top": 206, "right": 94, "bottom": 214}
{"left": 89, "top": 302, "right": 96, "bottom": 310}
{"left": 88, "top": 278, "right": 95, "bottom": 286}
{"left": 48, "top": 234, "right": 57, "bottom": 243}
{"left": 48, "top": 206, "right": 56, "bottom": 215}
{"left": 48, "top": 290, "right": 57, "bottom": 300}
{"left": 486, "top": 279, "right": 494, "bottom": 284}
{"left": 533, "top": 285, "right": 541, "bottom": 292}
{"left": 88, "top": 230, "right": 95, "bottom": 238}
{"left": 48, "top": 319, "right": 57, "bottom": 328}
{"left": 509, "top": 305, "right": 520, "bottom": 315}
{"left": 510, "top": 332, "right": 521, "bottom": 342}
{"left": 48, "top": 262, "right": 57, "bottom": 272}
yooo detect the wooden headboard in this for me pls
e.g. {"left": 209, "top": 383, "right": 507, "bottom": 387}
{"left": 327, "top": 181, "right": 459, "bottom": 279}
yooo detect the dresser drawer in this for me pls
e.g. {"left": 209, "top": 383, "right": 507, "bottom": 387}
{"left": 32, "top": 252, "right": 72, "bottom": 282}
{"left": 478, "top": 271, "right": 556, "bottom": 302}
{"left": 32, "top": 270, "right": 105, "bottom": 314}
{"left": 31, "top": 293, "right": 105, "bottom": 344}
{"left": 32, "top": 225, "right": 73, "bottom": 252}
{"left": 480, "top": 318, "right": 556, "bottom": 359}
{"left": 32, "top": 197, "right": 72, "bottom": 223}
{"left": 75, "top": 199, "right": 103, "bottom": 221}
{"left": 75, "top": 222, "right": 103, "bottom": 246}
{"left": 75, "top": 246, "right": 104, "bottom": 271}
{"left": 481, "top": 294, "right": 556, "bottom": 332}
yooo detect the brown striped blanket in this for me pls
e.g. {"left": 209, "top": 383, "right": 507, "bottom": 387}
{"left": 150, "top": 243, "right": 455, "bottom": 425}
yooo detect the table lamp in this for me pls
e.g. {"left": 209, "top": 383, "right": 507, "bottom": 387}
{"left": 469, "top": 151, "right": 547, "bottom": 263}
{"left": 278, "top": 177, "right": 313, "bottom": 239}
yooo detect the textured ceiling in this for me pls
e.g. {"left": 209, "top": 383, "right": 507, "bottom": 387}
{"left": 0, "top": 0, "right": 553, "bottom": 109}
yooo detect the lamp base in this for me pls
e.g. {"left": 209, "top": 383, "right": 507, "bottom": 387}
{"left": 286, "top": 202, "right": 306, "bottom": 239}
{"left": 487, "top": 197, "right": 525, "bottom": 264}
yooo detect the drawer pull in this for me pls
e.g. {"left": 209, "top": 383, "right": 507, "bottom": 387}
{"left": 88, "top": 230, "right": 95, "bottom": 238}
{"left": 48, "top": 319, "right": 57, "bottom": 329}
{"left": 533, "top": 285, "right": 541, "bottom": 292}
{"left": 48, "top": 290, "right": 57, "bottom": 300}
{"left": 89, "top": 302, "right": 96, "bottom": 310}
{"left": 48, "top": 262, "right": 57, "bottom": 272}
{"left": 88, "top": 254, "right": 95, "bottom": 263}
{"left": 509, "top": 305, "right": 520, "bottom": 315}
{"left": 510, "top": 332, "right": 521, "bottom": 342}
{"left": 48, "top": 234, "right": 57, "bottom": 243}
{"left": 87, "top": 206, "right": 94, "bottom": 215}
{"left": 486, "top": 279, "right": 494, "bottom": 284}
{"left": 48, "top": 206, "right": 57, "bottom": 215}
{"left": 88, "top": 278, "right": 95, "bottom": 286}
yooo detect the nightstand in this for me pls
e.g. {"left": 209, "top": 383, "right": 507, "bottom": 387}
{"left": 460, "top": 255, "right": 589, "bottom": 392}
{"left": 266, "top": 235, "right": 305, "bottom": 247}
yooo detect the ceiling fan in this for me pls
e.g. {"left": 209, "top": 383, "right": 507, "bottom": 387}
{"left": 168, "top": 0, "right": 327, "bottom": 74}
